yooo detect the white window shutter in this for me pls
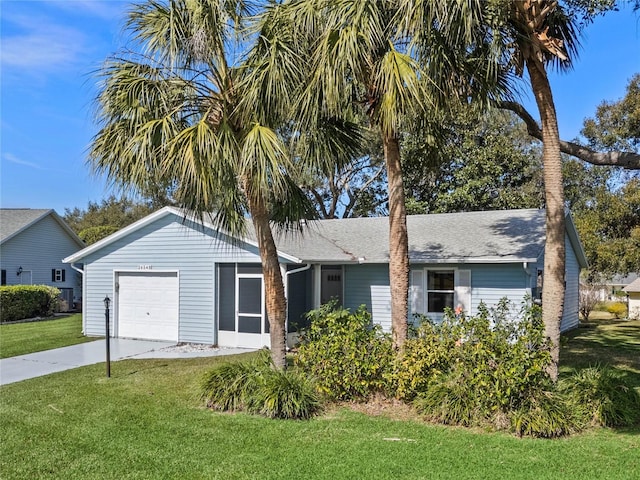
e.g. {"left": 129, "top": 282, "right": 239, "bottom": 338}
{"left": 410, "top": 270, "right": 425, "bottom": 315}
{"left": 455, "top": 270, "right": 471, "bottom": 314}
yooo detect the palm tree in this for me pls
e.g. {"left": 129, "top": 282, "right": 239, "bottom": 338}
{"left": 276, "top": 0, "right": 506, "bottom": 351}
{"left": 496, "top": 0, "right": 580, "bottom": 380}
{"left": 89, "top": 0, "right": 345, "bottom": 369}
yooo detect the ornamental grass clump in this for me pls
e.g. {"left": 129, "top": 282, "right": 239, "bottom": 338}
{"left": 510, "top": 389, "right": 578, "bottom": 438}
{"left": 201, "top": 350, "right": 322, "bottom": 420}
{"left": 560, "top": 365, "right": 640, "bottom": 427}
{"left": 295, "top": 302, "right": 394, "bottom": 401}
{"left": 248, "top": 367, "right": 322, "bottom": 420}
{"left": 201, "top": 360, "right": 258, "bottom": 412}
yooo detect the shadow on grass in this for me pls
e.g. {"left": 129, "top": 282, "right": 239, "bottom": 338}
{"left": 560, "top": 319, "right": 640, "bottom": 391}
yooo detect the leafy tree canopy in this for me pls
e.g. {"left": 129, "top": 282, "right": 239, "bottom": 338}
{"left": 63, "top": 196, "right": 159, "bottom": 237}
{"left": 573, "top": 178, "right": 640, "bottom": 277}
{"left": 581, "top": 73, "right": 640, "bottom": 153}
{"left": 402, "top": 107, "right": 545, "bottom": 214}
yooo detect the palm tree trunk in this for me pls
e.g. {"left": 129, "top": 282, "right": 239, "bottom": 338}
{"left": 526, "top": 57, "right": 565, "bottom": 381}
{"left": 383, "top": 133, "right": 409, "bottom": 352}
{"left": 246, "top": 185, "right": 288, "bottom": 370}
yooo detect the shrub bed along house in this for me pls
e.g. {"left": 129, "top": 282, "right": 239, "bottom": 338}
{"left": 201, "top": 300, "right": 640, "bottom": 436}
{"left": 0, "top": 285, "right": 61, "bottom": 323}
{"left": 299, "top": 301, "right": 639, "bottom": 436}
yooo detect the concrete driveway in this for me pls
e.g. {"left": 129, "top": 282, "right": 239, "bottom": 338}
{"left": 0, "top": 339, "right": 254, "bottom": 386}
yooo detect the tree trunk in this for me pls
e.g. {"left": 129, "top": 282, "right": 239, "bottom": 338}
{"left": 526, "top": 57, "right": 565, "bottom": 381}
{"left": 245, "top": 184, "right": 288, "bottom": 370}
{"left": 383, "top": 133, "right": 409, "bottom": 352}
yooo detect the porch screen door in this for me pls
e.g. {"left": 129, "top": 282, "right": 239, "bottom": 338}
{"left": 236, "top": 274, "right": 269, "bottom": 348}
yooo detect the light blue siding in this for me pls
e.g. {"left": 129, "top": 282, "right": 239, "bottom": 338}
{"left": 343, "top": 263, "right": 534, "bottom": 330}
{"left": 344, "top": 264, "right": 392, "bottom": 331}
{"left": 535, "top": 233, "right": 583, "bottom": 332}
{"left": 81, "top": 213, "right": 262, "bottom": 343}
{"left": 562, "top": 234, "right": 581, "bottom": 331}
{"left": 0, "top": 214, "right": 83, "bottom": 301}
{"left": 469, "top": 264, "right": 531, "bottom": 314}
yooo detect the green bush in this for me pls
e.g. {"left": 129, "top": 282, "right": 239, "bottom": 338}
{"left": 0, "top": 285, "right": 61, "bottom": 323}
{"left": 248, "top": 367, "right": 322, "bottom": 419}
{"left": 412, "top": 300, "right": 554, "bottom": 433}
{"left": 295, "top": 303, "right": 393, "bottom": 401}
{"left": 201, "top": 360, "right": 258, "bottom": 412}
{"left": 201, "top": 351, "right": 322, "bottom": 420}
{"left": 414, "top": 370, "right": 481, "bottom": 426}
{"left": 606, "top": 302, "right": 628, "bottom": 319}
{"left": 560, "top": 366, "right": 640, "bottom": 427}
{"left": 510, "top": 389, "right": 579, "bottom": 438}
{"left": 394, "top": 320, "right": 460, "bottom": 401}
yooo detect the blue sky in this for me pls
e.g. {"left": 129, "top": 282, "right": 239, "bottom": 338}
{"left": 1, "top": 1, "right": 639, "bottom": 215}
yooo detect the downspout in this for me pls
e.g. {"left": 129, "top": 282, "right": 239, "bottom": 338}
{"left": 284, "top": 264, "right": 311, "bottom": 348}
{"left": 69, "top": 262, "right": 85, "bottom": 333}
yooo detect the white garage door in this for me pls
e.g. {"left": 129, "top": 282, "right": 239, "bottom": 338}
{"left": 117, "top": 271, "right": 179, "bottom": 341}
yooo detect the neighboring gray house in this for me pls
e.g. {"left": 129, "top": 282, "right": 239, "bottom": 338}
{"left": 623, "top": 278, "right": 640, "bottom": 320}
{"left": 1, "top": 209, "right": 85, "bottom": 309}
{"left": 63, "top": 207, "right": 587, "bottom": 348}
{"left": 598, "top": 273, "right": 639, "bottom": 301}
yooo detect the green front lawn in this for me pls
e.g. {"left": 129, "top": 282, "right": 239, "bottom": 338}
{"left": 0, "top": 314, "right": 98, "bottom": 358}
{"left": 0, "top": 320, "right": 638, "bottom": 479}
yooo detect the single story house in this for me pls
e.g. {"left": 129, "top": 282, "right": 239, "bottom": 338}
{"left": 597, "top": 273, "right": 638, "bottom": 301}
{"left": 63, "top": 207, "right": 587, "bottom": 348}
{"left": 623, "top": 278, "right": 640, "bottom": 320}
{"left": 1, "top": 209, "right": 85, "bottom": 309}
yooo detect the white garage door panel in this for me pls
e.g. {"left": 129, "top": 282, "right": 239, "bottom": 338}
{"left": 117, "top": 272, "right": 179, "bottom": 341}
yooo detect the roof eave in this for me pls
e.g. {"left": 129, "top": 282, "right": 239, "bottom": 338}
{"left": 63, "top": 206, "right": 302, "bottom": 265}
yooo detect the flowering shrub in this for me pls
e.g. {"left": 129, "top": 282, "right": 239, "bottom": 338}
{"left": 412, "top": 300, "right": 554, "bottom": 429}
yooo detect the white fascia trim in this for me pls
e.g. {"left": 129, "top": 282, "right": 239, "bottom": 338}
{"left": 410, "top": 257, "right": 540, "bottom": 265}
{"left": 62, "top": 206, "right": 302, "bottom": 265}
{"left": 63, "top": 206, "right": 179, "bottom": 263}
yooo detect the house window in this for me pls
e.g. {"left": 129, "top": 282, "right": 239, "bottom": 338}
{"left": 1, "top": 269, "right": 6, "bottom": 286}
{"left": 52, "top": 269, "right": 66, "bottom": 282}
{"left": 427, "top": 270, "right": 454, "bottom": 313}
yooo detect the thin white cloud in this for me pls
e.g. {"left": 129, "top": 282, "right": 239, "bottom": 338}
{"left": 1, "top": 27, "right": 85, "bottom": 71}
{"left": 1, "top": 8, "right": 88, "bottom": 73}
{"left": 48, "top": 0, "right": 126, "bottom": 20}
{"left": 3, "top": 153, "right": 43, "bottom": 170}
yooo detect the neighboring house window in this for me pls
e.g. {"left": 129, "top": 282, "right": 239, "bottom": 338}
{"left": 1, "top": 269, "right": 6, "bottom": 286}
{"left": 52, "top": 269, "right": 66, "bottom": 282}
{"left": 427, "top": 270, "right": 455, "bottom": 313}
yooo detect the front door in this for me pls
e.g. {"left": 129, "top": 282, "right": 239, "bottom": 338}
{"left": 19, "top": 271, "right": 32, "bottom": 285}
{"left": 236, "top": 274, "right": 270, "bottom": 348}
{"left": 321, "top": 266, "right": 343, "bottom": 305}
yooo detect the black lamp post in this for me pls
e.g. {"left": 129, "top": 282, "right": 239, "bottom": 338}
{"left": 104, "top": 295, "right": 111, "bottom": 378}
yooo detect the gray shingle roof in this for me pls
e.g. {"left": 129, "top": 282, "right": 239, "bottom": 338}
{"left": 0, "top": 209, "right": 53, "bottom": 243}
{"left": 272, "top": 208, "right": 547, "bottom": 264}
{"left": 64, "top": 207, "right": 564, "bottom": 266}
{"left": 623, "top": 278, "right": 640, "bottom": 293}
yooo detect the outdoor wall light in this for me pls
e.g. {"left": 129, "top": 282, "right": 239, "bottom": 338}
{"left": 104, "top": 295, "right": 111, "bottom": 378}
{"left": 16, "top": 266, "right": 22, "bottom": 276}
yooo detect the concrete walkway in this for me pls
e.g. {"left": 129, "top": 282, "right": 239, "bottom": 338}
{"left": 0, "top": 339, "right": 255, "bottom": 386}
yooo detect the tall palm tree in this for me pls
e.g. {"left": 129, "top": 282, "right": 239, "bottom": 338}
{"left": 495, "top": 0, "right": 580, "bottom": 380}
{"left": 276, "top": 0, "right": 506, "bottom": 351}
{"left": 89, "top": 0, "right": 348, "bottom": 369}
